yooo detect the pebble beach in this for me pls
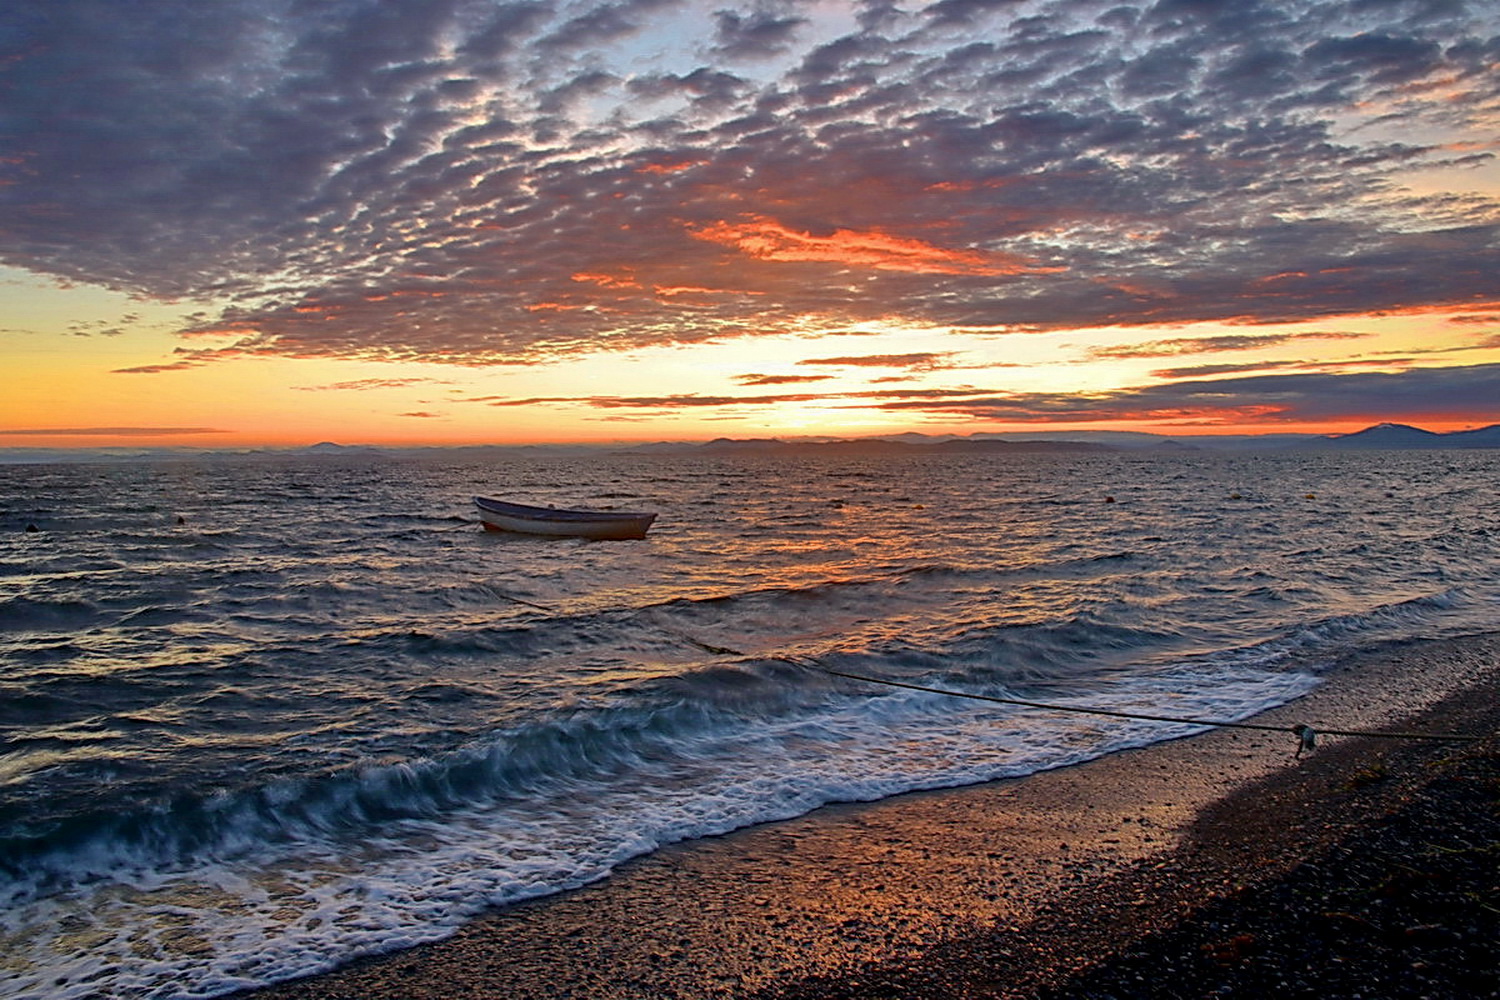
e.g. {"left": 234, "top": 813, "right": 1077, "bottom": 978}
{"left": 237, "top": 632, "right": 1500, "bottom": 1000}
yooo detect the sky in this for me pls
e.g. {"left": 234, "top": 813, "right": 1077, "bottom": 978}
{"left": 2, "top": 0, "right": 1498, "bottom": 449}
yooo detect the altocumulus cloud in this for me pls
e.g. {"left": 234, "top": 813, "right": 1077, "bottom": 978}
{"left": 2, "top": 0, "right": 1497, "bottom": 366}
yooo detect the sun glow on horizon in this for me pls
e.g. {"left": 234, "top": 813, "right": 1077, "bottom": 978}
{"left": 7, "top": 299, "right": 1497, "bottom": 449}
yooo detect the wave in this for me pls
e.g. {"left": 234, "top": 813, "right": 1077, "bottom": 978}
{"left": 0, "top": 660, "right": 827, "bottom": 900}
{"left": 11, "top": 585, "right": 1457, "bottom": 899}
{"left": 0, "top": 595, "right": 104, "bottom": 631}
{"left": 1229, "top": 589, "right": 1470, "bottom": 663}
{"left": 2, "top": 450, "right": 1496, "bottom": 999}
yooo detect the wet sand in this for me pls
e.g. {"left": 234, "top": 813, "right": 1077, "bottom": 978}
{"left": 238, "top": 632, "right": 1499, "bottom": 1000}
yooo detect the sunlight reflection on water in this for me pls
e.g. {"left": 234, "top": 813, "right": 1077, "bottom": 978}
{"left": 0, "top": 449, "right": 1497, "bottom": 998}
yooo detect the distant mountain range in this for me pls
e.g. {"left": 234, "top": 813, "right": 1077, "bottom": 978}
{"left": 676, "top": 436, "right": 1115, "bottom": 456}
{"left": 628, "top": 423, "right": 1500, "bottom": 455}
{"left": 2, "top": 423, "right": 1497, "bottom": 464}
{"left": 1297, "top": 422, "right": 1500, "bottom": 450}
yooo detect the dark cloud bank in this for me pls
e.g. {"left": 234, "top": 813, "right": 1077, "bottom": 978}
{"left": 3, "top": 0, "right": 1498, "bottom": 419}
{"left": 459, "top": 362, "right": 1500, "bottom": 427}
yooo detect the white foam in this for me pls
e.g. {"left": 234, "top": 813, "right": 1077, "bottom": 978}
{"left": 0, "top": 662, "right": 1319, "bottom": 1000}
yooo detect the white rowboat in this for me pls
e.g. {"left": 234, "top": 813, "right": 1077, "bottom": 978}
{"left": 473, "top": 496, "right": 657, "bottom": 540}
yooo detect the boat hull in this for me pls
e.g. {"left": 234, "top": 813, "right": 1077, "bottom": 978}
{"left": 473, "top": 497, "right": 656, "bottom": 540}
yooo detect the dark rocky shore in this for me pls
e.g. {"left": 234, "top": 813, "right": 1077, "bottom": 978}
{"left": 760, "top": 699, "right": 1499, "bottom": 999}
{"left": 1045, "top": 735, "right": 1499, "bottom": 1000}
{"left": 242, "top": 635, "right": 1499, "bottom": 1000}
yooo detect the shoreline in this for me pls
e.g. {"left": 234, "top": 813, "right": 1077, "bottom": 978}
{"left": 238, "top": 631, "right": 1500, "bottom": 999}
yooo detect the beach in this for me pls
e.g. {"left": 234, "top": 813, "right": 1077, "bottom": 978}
{"left": 238, "top": 631, "right": 1499, "bottom": 1000}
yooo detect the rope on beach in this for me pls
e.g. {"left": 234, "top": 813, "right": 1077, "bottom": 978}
{"left": 799, "top": 662, "right": 1479, "bottom": 745}
{"left": 660, "top": 628, "right": 1482, "bottom": 754}
{"left": 494, "top": 597, "right": 1481, "bottom": 755}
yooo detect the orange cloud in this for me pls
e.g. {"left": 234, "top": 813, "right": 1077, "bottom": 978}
{"left": 572, "top": 271, "right": 641, "bottom": 289}
{"left": 637, "top": 159, "right": 703, "bottom": 175}
{"left": 1360, "top": 299, "right": 1500, "bottom": 319}
{"left": 923, "top": 178, "right": 1025, "bottom": 194}
{"left": 691, "top": 215, "right": 1060, "bottom": 277}
{"left": 1443, "top": 139, "right": 1500, "bottom": 153}
{"left": 111, "top": 361, "right": 203, "bottom": 374}
{"left": 654, "top": 284, "right": 744, "bottom": 297}
{"left": 569, "top": 272, "right": 762, "bottom": 301}
{"left": 1250, "top": 271, "right": 1310, "bottom": 286}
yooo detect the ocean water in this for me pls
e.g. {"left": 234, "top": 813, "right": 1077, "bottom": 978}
{"left": 1, "top": 448, "right": 1497, "bottom": 998}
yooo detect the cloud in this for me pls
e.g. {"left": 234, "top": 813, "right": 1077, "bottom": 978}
{"left": 525, "top": 391, "right": 833, "bottom": 408}
{"left": 447, "top": 362, "right": 1500, "bottom": 426}
{"left": 871, "top": 363, "right": 1500, "bottom": 425}
{"left": 1146, "top": 356, "right": 1415, "bottom": 378}
{"left": 924, "top": 0, "right": 1029, "bottom": 29}
{"left": 294, "top": 377, "right": 450, "bottom": 391}
{"left": 1303, "top": 32, "right": 1444, "bottom": 93}
{"left": 711, "top": 9, "right": 808, "bottom": 61}
{"left": 112, "top": 361, "right": 204, "bottom": 374}
{"left": 0, "top": 427, "right": 228, "bottom": 436}
{"left": 1447, "top": 313, "right": 1500, "bottom": 326}
{"left": 1089, "top": 331, "right": 1370, "bottom": 359}
{"left": 733, "top": 373, "right": 835, "bottom": 386}
{"left": 67, "top": 317, "right": 133, "bottom": 338}
{"left": 2, "top": 0, "right": 1497, "bottom": 368}
{"left": 690, "top": 216, "right": 1058, "bottom": 276}
{"left": 798, "top": 352, "right": 957, "bottom": 369}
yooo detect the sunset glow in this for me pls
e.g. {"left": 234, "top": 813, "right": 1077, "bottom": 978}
{"left": 2, "top": 1, "right": 1498, "bottom": 449}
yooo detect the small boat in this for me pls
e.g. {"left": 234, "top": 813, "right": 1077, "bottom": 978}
{"left": 473, "top": 496, "right": 657, "bottom": 540}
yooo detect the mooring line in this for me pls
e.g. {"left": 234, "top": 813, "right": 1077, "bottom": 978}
{"left": 493, "top": 598, "right": 1481, "bottom": 753}
{"left": 658, "top": 625, "right": 1480, "bottom": 752}
{"left": 803, "top": 662, "right": 1478, "bottom": 745}
{"left": 494, "top": 591, "right": 554, "bottom": 613}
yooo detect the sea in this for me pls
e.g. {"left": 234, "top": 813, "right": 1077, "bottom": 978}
{"left": 2, "top": 447, "right": 1497, "bottom": 998}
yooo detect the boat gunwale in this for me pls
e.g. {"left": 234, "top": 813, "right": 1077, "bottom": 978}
{"left": 472, "top": 496, "right": 656, "bottom": 525}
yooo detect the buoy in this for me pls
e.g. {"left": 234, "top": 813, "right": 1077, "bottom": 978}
{"left": 1104, "top": 496, "right": 1115, "bottom": 503}
{"left": 177, "top": 515, "right": 186, "bottom": 525}
{"left": 1230, "top": 492, "right": 1242, "bottom": 500}
{"left": 25, "top": 523, "right": 39, "bottom": 532}
{"left": 1304, "top": 493, "right": 1315, "bottom": 499}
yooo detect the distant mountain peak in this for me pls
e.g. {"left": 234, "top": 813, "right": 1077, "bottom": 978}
{"left": 302, "top": 441, "right": 385, "bottom": 456}
{"left": 1367, "top": 422, "right": 1432, "bottom": 433}
{"left": 1303, "top": 422, "right": 1494, "bottom": 450}
{"left": 703, "top": 437, "right": 784, "bottom": 447}
{"left": 1341, "top": 423, "right": 1438, "bottom": 438}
